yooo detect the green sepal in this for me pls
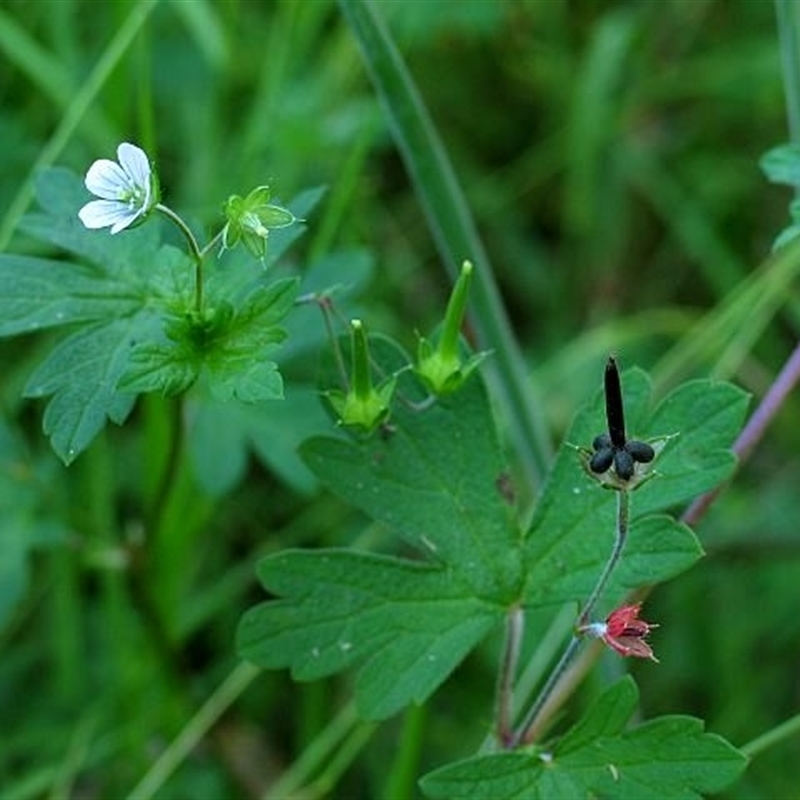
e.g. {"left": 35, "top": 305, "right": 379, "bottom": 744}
{"left": 326, "top": 375, "right": 397, "bottom": 433}
{"left": 222, "top": 185, "right": 297, "bottom": 260}
{"left": 416, "top": 337, "right": 489, "bottom": 395}
{"left": 325, "top": 320, "right": 397, "bottom": 433}
{"left": 415, "top": 261, "right": 487, "bottom": 394}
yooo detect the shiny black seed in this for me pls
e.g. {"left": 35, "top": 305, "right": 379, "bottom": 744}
{"left": 625, "top": 440, "right": 655, "bottom": 463}
{"left": 614, "top": 449, "right": 635, "bottom": 481}
{"left": 592, "top": 433, "right": 612, "bottom": 451}
{"left": 590, "top": 447, "right": 614, "bottom": 474}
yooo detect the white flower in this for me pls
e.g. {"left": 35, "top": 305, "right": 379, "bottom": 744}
{"left": 78, "top": 142, "right": 158, "bottom": 234}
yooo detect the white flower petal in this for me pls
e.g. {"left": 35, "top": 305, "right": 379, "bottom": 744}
{"left": 117, "top": 142, "right": 151, "bottom": 188}
{"left": 79, "top": 199, "right": 135, "bottom": 231}
{"left": 85, "top": 159, "right": 131, "bottom": 199}
{"left": 80, "top": 142, "right": 156, "bottom": 232}
{"left": 109, "top": 209, "right": 142, "bottom": 234}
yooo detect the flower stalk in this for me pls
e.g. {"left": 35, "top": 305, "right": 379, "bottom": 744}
{"left": 510, "top": 489, "right": 631, "bottom": 747}
{"left": 153, "top": 203, "right": 205, "bottom": 313}
{"left": 494, "top": 605, "right": 524, "bottom": 747}
{"left": 578, "top": 489, "right": 629, "bottom": 627}
{"left": 78, "top": 143, "right": 297, "bottom": 318}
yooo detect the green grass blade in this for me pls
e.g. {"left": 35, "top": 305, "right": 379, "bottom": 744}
{"left": 337, "top": 0, "right": 552, "bottom": 485}
{"left": 0, "top": 0, "right": 160, "bottom": 252}
{"left": 776, "top": 0, "right": 800, "bottom": 150}
{"left": 0, "top": 7, "right": 74, "bottom": 108}
{"left": 653, "top": 237, "right": 800, "bottom": 391}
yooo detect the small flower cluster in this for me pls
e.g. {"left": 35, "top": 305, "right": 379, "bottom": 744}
{"left": 78, "top": 142, "right": 296, "bottom": 261}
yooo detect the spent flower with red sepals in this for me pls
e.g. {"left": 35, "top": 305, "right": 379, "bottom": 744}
{"left": 580, "top": 603, "right": 659, "bottom": 662}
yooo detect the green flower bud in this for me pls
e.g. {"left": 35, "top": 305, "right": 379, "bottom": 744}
{"left": 416, "top": 260, "right": 488, "bottom": 394}
{"left": 326, "top": 320, "right": 397, "bottom": 433}
{"left": 221, "top": 185, "right": 296, "bottom": 260}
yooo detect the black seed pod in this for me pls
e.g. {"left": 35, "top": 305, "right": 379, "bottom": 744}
{"left": 626, "top": 440, "right": 655, "bottom": 463}
{"left": 613, "top": 448, "right": 635, "bottom": 481}
{"left": 590, "top": 447, "right": 615, "bottom": 474}
{"left": 592, "top": 433, "right": 612, "bottom": 451}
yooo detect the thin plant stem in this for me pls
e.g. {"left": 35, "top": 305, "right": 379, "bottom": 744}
{"left": 511, "top": 489, "right": 630, "bottom": 747}
{"left": 263, "top": 702, "right": 361, "bottom": 800}
{"left": 145, "top": 396, "right": 185, "bottom": 536}
{"left": 127, "top": 398, "right": 189, "bottom": 696}
{"left": 155, "top": 203, "right": 205, "bottom": 313}
{"left": 199, "top": 229, "right": 225, "bottom": 259}
{"left": 683, "top": 338, "right": 800, "bottom": 526}
{"left": 741, "top": 709, "right": 800, "bottom": 759}
{"left": 578, "top": 490, "right": 630, "bottom": 626}
{"left": 776, "top": 0, "right": 800, "bottom": 158}
{"left": 126, "top": 662, "right": 260, "bottom": 800}
{"left": 317, "top": 296, "right": 350, "bottom": 389}
{"left": 494, "top": 605, "right": 524, "bottom": 746}
{"left": 510, "top": 635, "right": 582, "bottom": 748}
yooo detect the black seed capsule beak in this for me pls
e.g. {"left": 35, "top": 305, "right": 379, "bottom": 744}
{"left": 604, "top": 356, "right": 626, "bottom": 448}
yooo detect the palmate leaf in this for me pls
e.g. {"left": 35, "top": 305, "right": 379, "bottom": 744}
{"left": 0, "top": 255, "right": 142, "bottom": 336}
{"left": 238, "top": 550, "right": 500, "bottom": 720}
{"left": 238, "top": 372, "right": 519, "bottom": 718}
{"left": 239, "top": 366, "right": 747, "bottom": 720}
{"left": 2, "top": 167, "right": 316, "bottom": 463}
{"left": 420, "top": 678, "right": 747, "bottom": 799}
{"left": 121, "top": 277, "right": 299, "bottom": 402}
{"left": 24, "top": 314, "right": 161, "bottom": 463}
{"left": 522, "top": 369, "right": 749, "bottom": 608}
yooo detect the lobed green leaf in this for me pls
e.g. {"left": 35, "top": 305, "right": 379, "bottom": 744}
{"left": 300, "top": 372, "right": 521, "bottom": 599}
{"left": 238, "top": 549, "right": 501, "bottom": 720}
{"left": 239, "top": 365, "right": 519, "bottom": 717}
{"left": 24, "top": 314, "right": 160, "bottom": 463}
{"left": 420, "top": 678, "right": 747, "bottom": 799}
{"left": 522, "top": 370, "right": 749, "bottom": 607}
{"left": 0, "top": 254, "right": 141, "bottom": 336}
{"left": 5, "top": 166, "right": 316, "bottom": 462}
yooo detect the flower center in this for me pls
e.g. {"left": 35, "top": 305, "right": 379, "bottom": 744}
{"left": 242, "top": 211, "right": 269, "bottom": 237}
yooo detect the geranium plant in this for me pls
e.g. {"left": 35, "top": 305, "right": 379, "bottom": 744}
{"left": 3, "top": 1, "right": 800, "bottom": 797}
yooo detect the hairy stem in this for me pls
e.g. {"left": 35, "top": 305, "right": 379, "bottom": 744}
{"left": 495, "top": 606, "right": 524, "bottom": 746}
{"left": 578, "top": 490, "right": 629, "bottom": 626}
{"left": 511, "top": 635, "right": 582, "bottom": 748}
{"left": 155, "top": 203, "right": 205, "bottom": 313}
{"left": 511, "top": 490, "right": 630, "bottom": 747}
